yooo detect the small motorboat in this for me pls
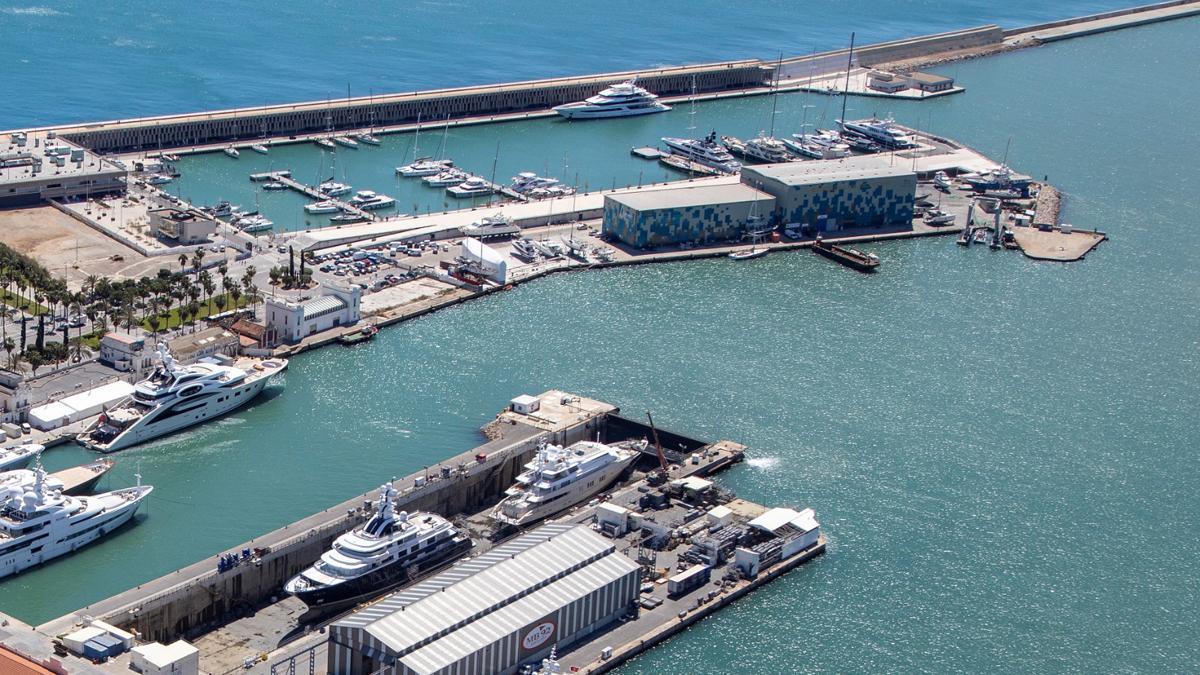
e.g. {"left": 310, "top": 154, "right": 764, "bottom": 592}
{"left": 305, "top": 200, "right": 341, "bottom": 214}
{"left": 251, "top": 144, "right": 269, "bottom": 155}
{"left": 223, "top": 146, "right": 240, "bottom": 158}
{"left": 728, "top": 247, "right": 768, "bottom": 261}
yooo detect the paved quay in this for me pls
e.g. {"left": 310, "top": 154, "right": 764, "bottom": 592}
{"left": 1011, "top": 227, "right": 1107, "bottom": 262}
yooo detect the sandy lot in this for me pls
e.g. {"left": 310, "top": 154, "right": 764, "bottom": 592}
{"left": 0, "top": 205, "right": 158, "bottom": 286}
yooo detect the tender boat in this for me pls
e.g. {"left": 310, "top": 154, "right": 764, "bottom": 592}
{"left": 397, "top": 158, "right": 454, "bottom": 178}
{"left": 284, "top": 483, "right": 473, "bottom": 610}
{"left": 262, "top": 182, "right": 288, "bottom": 191}
{"left": 251, "top": 144, "right": 269, "bottom": 155}
{"left": 552, "top": 80, "right": 670, "bottom": 120}
{"left": 491, "top": 440, "right": 642, "bottom": 527}
{"left": 223, "top": 147, "right": 240, "bottom": 158}
{"left": 305, "top": 200, "right": 342, "bottom": 214}
{"left": 78, "top": 344, "right": 287, "bottom": 453}
{"left": 661, "top": 132, "right": 741, "bottom": 173}
{"left": 446, "top": 176, "right": 493, "bottom": 198}
{"left": 0, "top": 462, "right": 152, "bottom": 580}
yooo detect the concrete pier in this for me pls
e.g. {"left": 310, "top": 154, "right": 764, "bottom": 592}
{"left": 268, "top": 174, "right": 377, "bottom": 222}
{"left": 37, "top": 392, "right": 636, "bottom": 644}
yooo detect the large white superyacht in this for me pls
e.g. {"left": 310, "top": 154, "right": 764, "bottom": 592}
{"left": 0, "top": 463, "right": 152, "bottom": 579}
{"left": 553, "top": 80, "right": 671, "bottom": 119}
{"left": 662, "top": 132, "right": 742, "bottom": 173}
{"left": 79, "top": 344, "right": 288, "bottom": 453}
{"left": 491, "top": 440, "right": 641, "bottom": 527}
{"left": 284, "top": 483, "right": 473, "bottom": 609}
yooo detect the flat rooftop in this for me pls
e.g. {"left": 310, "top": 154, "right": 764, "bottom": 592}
{"left": 606, "top": 182, "right": 772, "bottom": 211}
{"left": 0, "top": 134, "right": 124, "bottom": 186}
{"left": 742, "top": 154, "right": 916, "bottom": 185}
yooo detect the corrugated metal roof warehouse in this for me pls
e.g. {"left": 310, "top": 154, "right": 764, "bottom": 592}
{"left": 329, "top": 524, "right": 642, "bottom": 675}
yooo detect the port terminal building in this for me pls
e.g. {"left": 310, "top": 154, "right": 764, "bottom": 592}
{"left": 741, "top": 155, "right": 916, "bottom": 233}
{"left": 602, "top": 183, "right": 774, "bottom": 248}
{"left": 328, "top": 523, "right": 641, "bottom": 675}
{"left": 601, "top": 156, "right": 916, "bottom": 247}
{"left": 1, "top": 132, "right": 126, "bottom": 207}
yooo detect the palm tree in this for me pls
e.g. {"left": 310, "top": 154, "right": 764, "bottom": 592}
{"left": 199, "top": 271, "right": 215, "bottom": 316}
{"left": 191, "top": 249, "right": 206, "bottom": 277}
{"left": 246, "top": 283, "right": 260, "bottom": 319}
{"left": 178, "top": 253, "right": 189, "bottom": 276}
{"left": 3, "top": 337, "right": 13, "bottom": 369}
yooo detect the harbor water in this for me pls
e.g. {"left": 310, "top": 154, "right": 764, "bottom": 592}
{"left": 1, "top": 13, "right": 1199, "bottom": 675}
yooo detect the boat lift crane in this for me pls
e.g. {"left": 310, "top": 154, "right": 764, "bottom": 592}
{"left": 645, "top": 410, "right": 669, "bottom": 486}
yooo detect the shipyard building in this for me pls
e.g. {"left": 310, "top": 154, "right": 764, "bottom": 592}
{"left": 602, "top": 183, "right": 774, "bottom": 248}
{"left": 742, "top": 156, "right": 916, "bottom": 233}
{"left": 328, "top": 524, "right": 640, "bottom": 675}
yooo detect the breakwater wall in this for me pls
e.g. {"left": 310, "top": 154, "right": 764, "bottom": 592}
{"left": 776, "top": 25, "right": 1003, "bottom": 79}
{"left": 42, "top": 401, "right": 616, "bottom": 644}
{"left": 1002, "top": 0, "right": 1200, "bottom": 36}
{"left": 33, "top": 61, "right": 771, "bottom": 155}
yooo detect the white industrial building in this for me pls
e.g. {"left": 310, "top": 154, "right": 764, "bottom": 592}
{"left": 264, "top": 284, "right": 362, "bottom": 345}
{"left": 130, "top": 640, "right": 200, "bottom": 675}
{"left": 27, "top": 380, "right": 135, "bottom": 431}
{"left": 328, "top": 523, "right": 641, "bottom": 675}
{"left": 99, "top": 332, "right": 151, "bottom": 376}
{"left": 459, "top": 237, "right": 508, "bottom": 283}
{"left": 0, "top": 132, "right": 127, "bottom": 207}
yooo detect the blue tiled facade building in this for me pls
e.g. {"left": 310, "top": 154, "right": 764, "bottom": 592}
{"left": 602, "top": 184, "right": 775, "bottom": 248}
{"left": 742, "top": 159, "right": 916, "bottom": 232}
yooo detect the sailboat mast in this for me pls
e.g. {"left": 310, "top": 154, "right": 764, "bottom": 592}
{"left": 840, "top": 32, "right": 855, "bottom": 124}
{"left": 768, "top": 52, "right": 782, "bottom": 138}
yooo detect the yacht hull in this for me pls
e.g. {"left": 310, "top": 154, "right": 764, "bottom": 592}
{"left": 554, "top": 104, "right": 670, "bottom": 120}
{"left": 0, "top": 489, "right": 148, "bottom": 580}
{"left": 82, "top": 368, "right": 284, "bottom": 453}
{"left": 492, "top": 452, "right": 636, "bottom": 528}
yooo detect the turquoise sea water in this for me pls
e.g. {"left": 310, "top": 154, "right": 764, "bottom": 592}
{"left": 0, "top": 0, "right": 1151, "bottom": 128}
{"left": 1, "top": 10, "right": 1199, "bottom": 675}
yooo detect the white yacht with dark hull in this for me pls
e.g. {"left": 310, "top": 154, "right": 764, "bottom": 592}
{"left": 0, "top": 463, "right": 151, "bottom": 580}
{"left": 553, "top": 80, "right": 670, "bottom": 120}
{"left": 491, "top": 440, "right": 641, "bottom": 527}
{"left": 79, "top": 344, "right": 288, "bottom": 453}
{"left": 284, "top": 483, "right": 472, "bottom": 610}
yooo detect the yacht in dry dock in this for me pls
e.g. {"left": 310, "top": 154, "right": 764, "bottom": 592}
{"left": 491, "top": 440, "right": 641, "bottom": 527}
{"left": 0, "top": 463, "right": 152, "bottom": 579}
{"left": 463, "top": 213, "right": 520, "bottom": 239}
{"left": 78, "top": 344, "right": 288, "bottom": 453}
{"left": 284, "top": 483, "right": 472, "bottom": 610}
{"left": 553, "top": 80, "right": 670, "bottom": 119}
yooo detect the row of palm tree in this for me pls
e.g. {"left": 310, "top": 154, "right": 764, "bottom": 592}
{"left": 1, "top": 245, "right": 260, "bottom": 376}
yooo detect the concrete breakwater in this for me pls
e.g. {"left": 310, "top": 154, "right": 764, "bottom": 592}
{"left": 11, "top": 2, "right": 1199, "bottom": 156}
